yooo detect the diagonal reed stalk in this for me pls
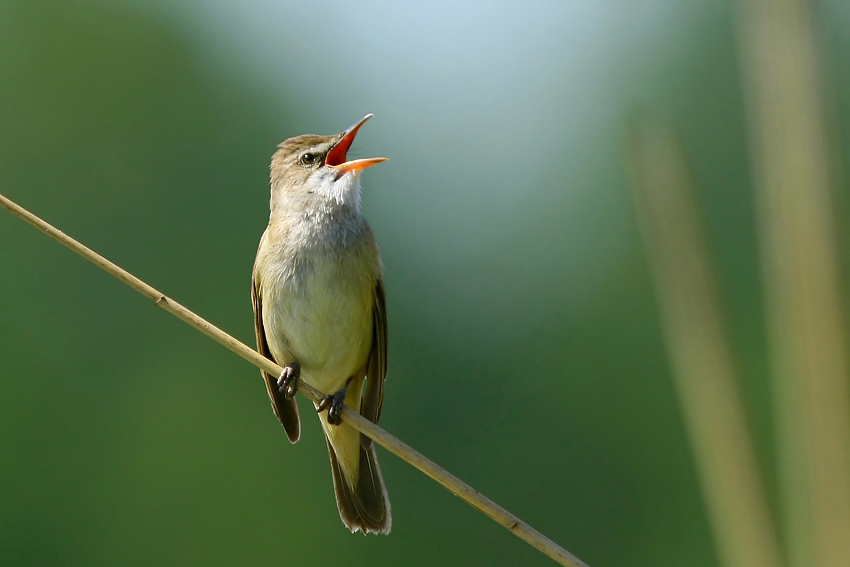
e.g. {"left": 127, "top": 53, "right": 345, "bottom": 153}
{"left": 629, "top": 125, "right": 783, "bottom": 567}
{"left": 0, "top": 192, "right": 588, "bottom": 567}
{"left": 736, "top": 0, "right": 850, "bottom": 565}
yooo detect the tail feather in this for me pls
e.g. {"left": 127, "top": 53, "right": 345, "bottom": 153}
{"left": 326, "top": 435, "right": 391, "bottom": 534}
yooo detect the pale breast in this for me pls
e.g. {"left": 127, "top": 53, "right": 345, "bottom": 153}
{"left": 258, "top": 229, "right": 379, "bottom": 394}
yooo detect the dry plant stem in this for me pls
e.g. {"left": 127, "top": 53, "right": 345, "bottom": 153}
{"left": 0, "top": 192, "right": 588, "bottom": 567}
{"left": 737, "top": 1, "right": 850, "bottom": 566}
{"left": 630, "top": 126, "right": 782, "bottom": 567}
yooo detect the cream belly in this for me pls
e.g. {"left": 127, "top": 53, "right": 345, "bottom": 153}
{"left": 261, "top": 248, "right": 376, "bottom": 396}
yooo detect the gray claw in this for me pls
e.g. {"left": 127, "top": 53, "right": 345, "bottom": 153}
{"left": 277, "top": 363, "right": 300, "bottom": 400}
{"left": 317, "top": 387, "right": 348, "bottom": 426}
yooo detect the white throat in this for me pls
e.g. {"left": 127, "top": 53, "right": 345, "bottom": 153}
{"left": 314, "top": 168, "right": 363, "bottom": 213}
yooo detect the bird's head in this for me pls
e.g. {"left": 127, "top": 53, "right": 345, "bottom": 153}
{"left": 270, "top": 114, "right": 387, "bottom": 212}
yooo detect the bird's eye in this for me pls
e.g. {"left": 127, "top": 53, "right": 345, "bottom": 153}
{"left": 300, "top": 153, "right": 317, "bottom": 166}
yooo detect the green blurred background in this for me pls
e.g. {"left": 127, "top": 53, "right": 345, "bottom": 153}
{"left": 1, "top": 1, "right": 849, "bottom": 565}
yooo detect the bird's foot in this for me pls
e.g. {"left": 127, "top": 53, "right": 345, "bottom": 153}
{"left": 277, "top": 363, "right": 300, "bottom": 400}
{"left": 317, "top": 386, "right": 348, "bottom": 426}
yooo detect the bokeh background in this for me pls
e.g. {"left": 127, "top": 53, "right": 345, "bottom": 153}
{"left": 1, "top": 1, "right": 849, "bottom": 565}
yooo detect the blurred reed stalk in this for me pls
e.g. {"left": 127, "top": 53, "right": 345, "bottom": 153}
{"left": 630, "top": 124, "right": 782, "bottom": 567}
{"left": 736, "top": 1, "right": 850, "bottom": 566}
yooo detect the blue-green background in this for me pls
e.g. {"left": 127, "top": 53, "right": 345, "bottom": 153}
{"left": 1, "top": 1, "right": 849, "bottom": 565}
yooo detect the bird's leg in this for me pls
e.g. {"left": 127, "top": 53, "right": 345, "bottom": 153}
{"left": 277, "top": 363, "right": 300, "bottom": 400}
{"left": 317, "top": 377, "right": 354, "bottom": 426}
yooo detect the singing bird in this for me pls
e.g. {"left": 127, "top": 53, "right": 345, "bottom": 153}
{"left": 252, "top": 114, "right": 391, "bottom": 534}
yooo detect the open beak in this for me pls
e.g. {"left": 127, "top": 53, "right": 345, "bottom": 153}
{"left": 326, "top": 114, "right": 388, "bottom": 174}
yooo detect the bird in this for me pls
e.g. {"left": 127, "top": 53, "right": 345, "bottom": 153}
{"left": 251, "top": 114, "right": 391, "bottom": 534}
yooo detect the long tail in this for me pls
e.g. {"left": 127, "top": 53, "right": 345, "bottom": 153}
{"left": 318, "top": 371, "right": 391, "bottom": 534}
{"left": 324, "top": 432, "right": 391, "bottom": 534}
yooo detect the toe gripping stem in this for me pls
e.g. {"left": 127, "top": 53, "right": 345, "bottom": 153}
{"left": 317, "top": 381, "right": 351, "bottom": 426}
{"left": 277, "top": 363, "right": 300, "bottom": 400}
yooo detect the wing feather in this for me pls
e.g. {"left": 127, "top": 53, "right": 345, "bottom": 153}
{"left": 360, "top": 278, "right": 387, "bottom": 447}
{"left": 253, "top": 277, "right": 301, "bottom": 443}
